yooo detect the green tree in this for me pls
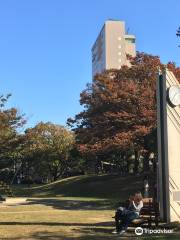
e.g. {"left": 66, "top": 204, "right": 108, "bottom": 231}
{"left": 177, "top": 27, "right": 180, "bottom": 47}
{"left": 0, "top": 94, "right": 25, "bottom": 182}
{"left": 23, "top": 122, "right": 75, "bottom": 181}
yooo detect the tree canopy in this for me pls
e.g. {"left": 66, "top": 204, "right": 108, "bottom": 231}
{"left": 23, "top": 122, "right": 75, "bottom": 181}
{"left": 68, "top": 52, "right": 180, "bottom": 172}
{"left": 0, "top": 95, "right": 25, "bottom": 173}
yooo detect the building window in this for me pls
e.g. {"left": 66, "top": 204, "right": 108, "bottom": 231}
{"left": 125, "top": 38, "right": 135, "bottom": 43}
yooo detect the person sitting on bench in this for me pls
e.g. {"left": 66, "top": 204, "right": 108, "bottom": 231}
{"left": 112, "top": 191, "right": 143, "bottom": 235}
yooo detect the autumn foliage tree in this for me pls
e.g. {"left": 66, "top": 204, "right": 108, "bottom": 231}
{"left": 68, "top": 52, "right": 180, "bottom": 174}
{"left": 0, "top": 94, "right": 26, "bottom": 182}
{"left": 167, "top": 62, "right": 180, "bottom": 83}
{"left": 23, "top": 122, "right": 75, "bottom": 181}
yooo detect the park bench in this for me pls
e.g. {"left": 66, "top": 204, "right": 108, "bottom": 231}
{"left": 132, "top": 198, "right": 159, "bottom": 227}
{"left": 113, "top": 198, "right": 159, "bottom": 228}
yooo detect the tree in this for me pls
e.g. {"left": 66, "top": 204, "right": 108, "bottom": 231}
{"left": 177, "top": 27, "right": 180, "bottom": 47}
{"left": 23, "top": 122, "right": 75, "bottom": 181}
{"left": 68, "top": 52, "right": 180, "bottom": 173}
{"left": 167, "top": 62, "right": 180, "bottom": 83}
{"left": 0, "top": 94, "right": 26, "bottom": 182}
{"left": 177, "top": 27, "right": 180, "bottom": 37}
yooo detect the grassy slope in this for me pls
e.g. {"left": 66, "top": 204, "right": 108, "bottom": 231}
{"left": 13, "top": 174, "right": 145, "bottom": 200}
{"left": 2, "top": 175, "right": 179, "bottom": 239}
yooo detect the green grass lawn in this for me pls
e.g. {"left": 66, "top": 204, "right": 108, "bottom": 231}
{"left": 0, "top": 196, "right": 179, "bottom": 240}
{"left": 13, "top": 174, "right": 145, "bottom": 200}
{"left": 0, "top": 174, "right": 179, "bottom": 239}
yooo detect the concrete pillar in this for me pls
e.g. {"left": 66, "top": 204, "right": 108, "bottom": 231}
{"left": 157, "top": 69, "right": 180, "bottom": 222}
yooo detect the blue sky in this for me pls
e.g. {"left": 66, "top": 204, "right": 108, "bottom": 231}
{"left": 0, "top": 0, "right": 179, "bottom": 129}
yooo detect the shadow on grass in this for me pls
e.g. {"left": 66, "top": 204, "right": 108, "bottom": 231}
{"left": 3, "top": 230, "right": 180, "bottom": 240}
{"left": 24, "top": 198, "right": 115, "bottom": 210}
{"left": 12, "top": 231, "right": 117, "bottom": 240}
{"left": 1, "top": 218, "right": 179, "bottom": 240}
{"left": 0, "top": 221, "right": 114, "bottom": 227}
{"left": 25, "top": 232, "right": 180, "bottom": 240}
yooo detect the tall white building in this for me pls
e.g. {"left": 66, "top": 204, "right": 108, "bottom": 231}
{"left": 92, "top": 20, "right": 136, "bottom": 77}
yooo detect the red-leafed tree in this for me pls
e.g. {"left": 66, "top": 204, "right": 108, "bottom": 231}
{"left": 167, "top": 62, "right": 180, "bottom": 83}
{"left": 68, "top": 52, "right": 180, "bottom": 173}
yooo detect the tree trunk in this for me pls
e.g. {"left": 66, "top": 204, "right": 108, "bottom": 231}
{"left": 126, "top": 160, "right": 130, "bottom": 174}
{"left": 133, "top": 150, "right": 139, "bottom": 174}
{"left": 143, "top": 152, "right": 150, "bottom": 172}
{"left": 153, "top": 154, "right": 157, "bottom": 173}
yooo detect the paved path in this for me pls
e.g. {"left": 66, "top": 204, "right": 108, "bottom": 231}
{"left": 0, "top": 197, "right": 28, "bottom": 206}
